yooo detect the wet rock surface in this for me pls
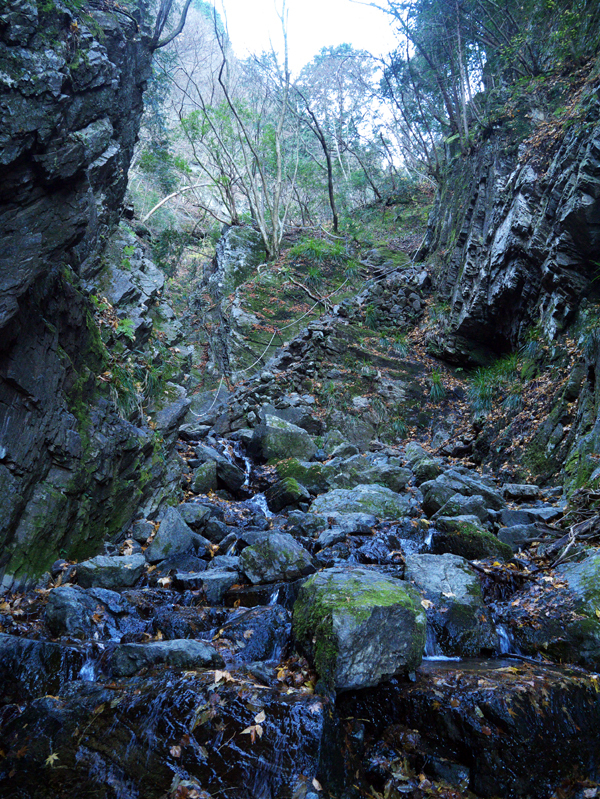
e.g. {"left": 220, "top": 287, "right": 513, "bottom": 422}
{"left": 1, "top": 424, "right": 598, "bottom": 798}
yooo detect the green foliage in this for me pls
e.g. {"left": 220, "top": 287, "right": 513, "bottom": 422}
{"left": 467, "top": 350, "right": 537, "bottom": 417}
{"left": 152, "top": 228, "right": 196, "bottom": 278}
{"left": 288, "top": 237, "right": 347, "bottom": 265}
{"left": 116, "top": 318, "right": 136, "bottom": 343}
{"left": 429, "top": 368, "right": 446, "bottom": 402}
{"left": 107, "top": 339, "right": 184, "bottom": 422}
{"left": 305, "top": 265, "right": 324, "bottom": 291}
{"left": 391, "top": 334, "right": 409, "bottom": 357}
{"left": 364, "top": 303, "right": 380, "bottom": 331}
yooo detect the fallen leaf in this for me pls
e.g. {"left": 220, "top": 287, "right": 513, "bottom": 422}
{"left": 170, "top": 746, "right": 182, "bottom": 758}
{"left": 214, "top": 670, "right": 234, "bottom": 684}
{"left": 421, "top": 599, "right": 433, "bottom": 609}
{"left": 45, "top": 753, "right": 59, "bottom": 767}
{"left": 254, "top": 710, "right": 266, "bottom": 724}
{"left": 312, "top": 778, "right": 323, "bottom": 791}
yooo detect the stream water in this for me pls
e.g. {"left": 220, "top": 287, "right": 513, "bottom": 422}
{"left": 1, "top": 438, "right": 599, "bottom": 798}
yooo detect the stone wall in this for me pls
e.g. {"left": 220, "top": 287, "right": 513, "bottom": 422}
{"left": 422, "top": 72, "right": 600, "bottom": 364}
{"left": 0, "top": 0, "right": 175, "bottom": 589}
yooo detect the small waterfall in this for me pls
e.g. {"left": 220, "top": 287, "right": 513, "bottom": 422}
{"left": 268, "top": 587, "right": 281, "bottom": 605}
{"left": 495, "top": 623, "right": 521, "bottom": 656}
{"left": 232, "top": 440, "right": 253, "bottom": 487}
{"left": 424, "top": 527, "right": 434, "bottom": 549}
{"left": 247, "top": 492, "right": 273, "bottom": 518}
{"left": 78, "top": 656, "right": 98, "bottom": 681}
{"left": 423, "top": 625, "right": 460, "bottom": 662}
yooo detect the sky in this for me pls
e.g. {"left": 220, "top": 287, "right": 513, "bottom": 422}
{"left": 217, "top": 0, "right": 399, "bottom": 74}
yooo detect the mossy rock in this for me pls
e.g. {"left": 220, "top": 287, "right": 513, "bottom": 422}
{"left": 293, "top": 566, "right": 426, "bottom": 692}
{"left": 249, "top": 415, "right": 317, "bottom": 463}
{"left": 265, "top": 477, "right": 311, "bottom": 512}
{"left": 310, "top": 484, "right": 409, "bottom": 520}
{"left": 432, "top": 516, "right": 512, "bottom": 561}
{"left": 239, "top": 533, "right": 315, "bottom": 585}
{"left": 192, "top": 462, "right": 218, "bottom": 494}
{"left": 276, "top": 458, "right": 331, "bottom": 494}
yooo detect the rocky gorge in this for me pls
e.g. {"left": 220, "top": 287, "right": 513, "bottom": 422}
{"left": 3, "top": 2, "right": 600, "bottom": 798}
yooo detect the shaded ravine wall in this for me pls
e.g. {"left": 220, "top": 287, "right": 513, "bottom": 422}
{"left": 422, "top": 68, "right": 600, "bottom": 365}
{"left": 0, "top": 0, "right": 169, "bottom": 589}
{"left": 421, "top": 65, "right": 600, "bottom": 487}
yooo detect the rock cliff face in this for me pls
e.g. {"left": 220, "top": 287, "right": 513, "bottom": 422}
{"left": 423, "top": 73, "right": 600, "bottom": 364}
{"left": 0, "top": 0, "right": 170, "bottom": 590}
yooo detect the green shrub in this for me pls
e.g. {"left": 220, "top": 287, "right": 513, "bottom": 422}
{"left": 429, "top": 368, "right": 446, "bottom": 402}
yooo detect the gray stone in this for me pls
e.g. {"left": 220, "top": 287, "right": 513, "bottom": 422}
{"left": 207, "top": 555, "right": 240, "bottom": 572}
{"left": 200, "top": 571, "right": 240, "bottom": 603}
{"left": 240, "top": 533, "right": 315, "bottom": 584}
{"left": 330, "top": 442, "right": 360, "bottom": 458}
{"left": 192, "top": 461, "right": 218, "bottom": 494}
{"left": 111, "top": 639, "right": 224, "bottom": 677}
{"left": 498, "top": 506, "right": 563, "bottom": 526}
{"left": 317, "top": 527, "right": 347, "bottom": 548}
{"left": 421, "top": 470, "right": 506, "bottom": 517}
{"left": 77, "top": 554, "right": 146, "bottom": 590}
{"left": 250, "top": 414, "right": 317, "bottom": 462}
{"left": 310, "top": 485, "right": 409, "bottom": 520}
{"left": 498, "top": 524, "right": 541, "bottom": 551}
{"left": 265, "top": 478, "right": 311, "bottom": 512}
{"left": 433, "top": 493, "right": 490, "bottom": 523}
{"left": 177, "top": 502, "right": 211, "bottom": 529}
{"left": 502, "top": 483, "right": 542, "bottom": 501}
{"left": 405, "top": 553, "right": 496, "bottom": 656}
{"left": 144, "top": 507, "right": 196, "bottom": 564}
{"left": 432, "top": 516, "right": 513, "bottom": 561}
{"left": 293, "top": 566, "right": 426, "bottom": 692}
{"left": 130, "top": 519, "right": 154, "bottom": 543}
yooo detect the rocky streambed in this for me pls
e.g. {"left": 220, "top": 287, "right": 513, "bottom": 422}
{"left": 1, "top": 406, "right": 600, "bottom": 798}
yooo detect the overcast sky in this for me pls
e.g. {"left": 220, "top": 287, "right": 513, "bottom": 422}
{"left": 217, "top": 0, "right": 398, "bottom": 74}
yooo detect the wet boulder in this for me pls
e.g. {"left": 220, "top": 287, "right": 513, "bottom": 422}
{"left": 277, "top": 458, "right": 332, "bottom": 494}
{"left": 265, "top": 477, "right": 311, "bottom": 512}
{"left": 405, "top": 553, "right": 496, "bottom": 656}
{"left": 218, "top": 605, "right": 292, "bottom": 663}
{"left": 153, "top": 605, "right": 226, "bottom": 639}
{"left": 249, "top": 414, "right": 317, "bottom": 462}
{"left": 0, "top": 633, "right": 86, "bottom": 702}
{"left": 45, "top": 585, "right": 145, "bottom": 641}
{"left": 1, "top": 671, "right": 328, "bottom": 799}
{"left": 492, "top": 553, "right": 600, "bottom": 666}
{"left": 76, "top": 553, "right": 146, "bottom": 590}
{"left": 293, "top": 566, "right": 426, "bottom": 692}
{"left": 340, "top": 660, "right": 600, "bottom": 799}
{"left": 145, "top": 506, "right": 203, "bottom": 563}
{"left": 328, "top": 455, "right": 412, "bottom": 493}
{"left": 192, "top": 461, "right": 218, "bottom": 493}
{"left": 310, "top": 485, "right": 410, "bottom": 520}
{"left": 110, "top": 639, "right": 224, "bottom": 677}
{"left": 421, "top": 469, "right": 505, "bottom": 517}
{"left": 432, "top": 493, "right": 490, "bottom": 523}
{"left": 240, "top": 533, "right": 315, "bottom": 584}
{"left": 432, "top": 516, "right": 512, "bottom": 561}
